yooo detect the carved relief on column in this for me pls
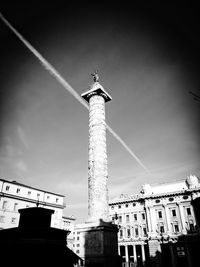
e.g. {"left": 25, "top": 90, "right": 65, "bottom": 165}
{"left": 88, "top": 94, "right": 108, "bottom": 221}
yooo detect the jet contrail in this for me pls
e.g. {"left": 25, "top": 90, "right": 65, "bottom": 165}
{"left": 0, "top": 12, "right": 151, "bottom": 174}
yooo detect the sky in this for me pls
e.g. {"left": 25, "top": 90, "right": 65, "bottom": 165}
{"left": 0, "top": 2, "right": 200, "bottom": 223}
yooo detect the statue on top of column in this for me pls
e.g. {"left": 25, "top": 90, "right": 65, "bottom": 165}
{"left": 91, "top": 70, "right": 99, "bottom": 83}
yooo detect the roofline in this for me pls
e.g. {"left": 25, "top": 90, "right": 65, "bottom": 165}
{"left": 0, "top": 178, "right": 65, "bottom": 197}
{"left": 109, "top": 187, "right": 200, "bottom": 205}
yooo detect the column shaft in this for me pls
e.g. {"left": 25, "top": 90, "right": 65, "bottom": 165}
{"left": 88, "top": 95, "right": 108, "bottom": 221}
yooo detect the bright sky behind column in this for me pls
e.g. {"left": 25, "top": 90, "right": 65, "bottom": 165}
{"left": 0, "top": 2, "right": 200, "bottom": 222}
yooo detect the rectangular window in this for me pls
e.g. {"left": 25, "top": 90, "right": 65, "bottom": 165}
{"left": 2, "top": 201, "right": 7, "bottom": 210}
{"left": 125, "top": 203, "right": 129, "bottom": 208}
{"left": 158, "top": 211, "right": 162, "bottom": 219}
{"left": 16, "top": 188, "right": 20, "bottom": 193}
{"left": 118, "top": 205, "right": 121, "bottom": 209}
{"left": 77, "top": 236, "right": 80, "bottom": 240}
{"left": 134, "top": 214, "right": 137, "bottom": 221}
{"left": 77, "top": 244, "right": 80, "bottom": 247}
{"left": 14, "top": 203, "right": 18, "bottom": 211}
{"left": 135, "top": 228, "right": 139, "bottom": 237}
{"left": 142, "top": 213, "right": 145, "bottom": 220}
{"left": 126, "top": 214, "right": 130, "bottom": 223}
{"left": 174, "top": 224, "right": 179, "bottom": 232}
{"left": 189, "top": 221, "right": 194, "bottom": 231}
{"left": 143, "top": 227, "right": 147, "bottom": 236}
{"left": 76, "top": 250, "right": 79, "bottom": 254}
{"left": 172, "top": 209, "right": 177, "bottom": 217}
{"left": 27, "top": 191, "right": 31, "bottom": 196}
{"left": 26, "top": 205, "right": 29, "bottom": 208}
{"left": 127, "top": 228, "right": 131, "bottom": 238}
{"left": 5, "top": 185, "right": 10, "bottom": 191}
{"left": 160, "top": 225, "right": 165, "bottom": 233}
{"left": 56, "top": 198, "right": 59, "bottom": 203}
{"left": 119, "top": 216, "right": 122, "bottom": 223}
{"left": 119, "top": 229, "right": 123, "bottom": 239}
{"left": 186, "top": 207, "right": 191, "bottom": 216}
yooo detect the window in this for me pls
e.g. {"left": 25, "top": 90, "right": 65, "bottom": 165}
{"left": 0, "top": 216, "right": 5, "bottom": 223}
{"left": 118, "top": 216, "right": 122, "bottom": 223}
{"left": 125, "top": 204, "right": 129, "bottom": 208}
{"left": 27, "top": 191, "right": 31, "bottom": 196}
{"left": 11, "top": 217, "right": 16, "bottom": 224}
{"left": 189, "top": 222, "right": 194, "bottom": 231}
{"left": 111, "top": 206, "right": 114, "bottom": 209}
{"left": 143, "top": 227, "right": 147, "bottom": 236}
{"left": 158, "top": 211, "right": 163, "bottom": 219}
{"left": 16, "top": 188, "right": 20, "bottom": 193}
{"left": 169, "top": 197, "right": 174, "bottom": 202}
{"left": 174, "top": 224, "right": 179, "bottom": 233}
{"left": 133, "top": 203, "right": 136, "bottom": 207}
{"left": 56, "top": 198, "right": 59, "bottom": 203}
{"left": 76, "top": 250, "right": 79, "bottom": 254}
{"left": 26, "top": 205, "right": 29, "bottom": 208}
{"left": 135, "top": 228, "right": 139, "bottom": 237}
{"left": 14, "top": 203, "right": 18, "bottom": 211}
{"left": 37, "top": 193, "right": 40, "bottom": 198}
{"left": 5, "top": 185, "right": 10, "bottom": 191}
{"left": 118, "top": 205, "right": 121, "bottom": 209}
{"left": 155, "top": 199, "right": 160, "bottom": 203}
{"left": 134, "top": 214, "right": 137, "bottom": 221}
{"left": 141, "top": 213, "right": 145, "bottom": 220}
{"left": 47, "top": 195, "right": 50, "bottom": 200}
{"left": 126, "top": 215, "right": 130, "bottom": 223}
{"left": 77, "top": 237, "right": 80, "bottom": 240}
{"left": 160, "top": 225, "right": 165, "bottom": 233}
{"left": 127, "top": 228, "right": 131, "bottom": 238}
{"left": 77, "top": 244, "right": 80, "bottom": 247}
{"left": 186, "top": 207, "right": 191, "bottom": 216}
{"left": 119, "top": 229, "right": 123, "bottom": 239}
{"left": 172, "top": 209, "right": 177, "bottom": 217}
{"left": 2, "top": 201, "right": 7, "bottom": 210}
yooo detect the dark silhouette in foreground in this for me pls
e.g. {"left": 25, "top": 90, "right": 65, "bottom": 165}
{"left": 0, "top": 207, "right": 82, "bottom": 267}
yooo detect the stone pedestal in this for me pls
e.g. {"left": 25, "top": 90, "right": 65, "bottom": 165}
{"left": 76, "top": 220, "right": 120, "bottom": 267}
{"left": 148, "top": 239, "right": 161, "bottom": 267}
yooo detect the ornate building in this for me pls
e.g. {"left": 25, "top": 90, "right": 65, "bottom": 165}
{"left": 109, "top": 175, "right": 200, "bottom": 267}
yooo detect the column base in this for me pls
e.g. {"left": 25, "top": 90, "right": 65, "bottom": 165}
{"left": 76, "top": 220, "right": 121, "bottom": 267}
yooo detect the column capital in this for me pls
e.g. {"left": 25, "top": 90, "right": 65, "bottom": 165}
{"left": 81, "top": 82, "right": 112, "bottom": 103}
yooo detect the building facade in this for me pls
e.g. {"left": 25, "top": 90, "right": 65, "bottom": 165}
{"left": 0, "top": 178, "right": 67, "bottom": 230}
{"left": 109, "top": 175, "right": 200, "bottom": 267}
{"left": 62, "top": 215, "right": 76, "bottom": 250}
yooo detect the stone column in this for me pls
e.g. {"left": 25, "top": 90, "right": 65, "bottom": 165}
{"left": 81, "top": 80, "right": 119, "bottom": 267}
{"left": 177, "top": 202, "right": 186, "bottom": 233}
{"left": 141, "top": 244, "right": 146, "bottom": 263}
{"left": 88, "top": 94, "right": 108, "bottom": 221}
{"left": 125, "top": 245, "right": 129, "bottom": 264}
{"left": 133, "top": 245, "right": 137, "bottom": 264}
{"left": 146, "top": 207, "right": 152, "bottom": 232}
{"left": 149, "top": 206, "right": 157, "bottom": 233}
{"left": 82, "top": 82, "right": 112, "bottom": 222}
{"left": 164, "top": 204, "right": 171, "bottom": 233}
